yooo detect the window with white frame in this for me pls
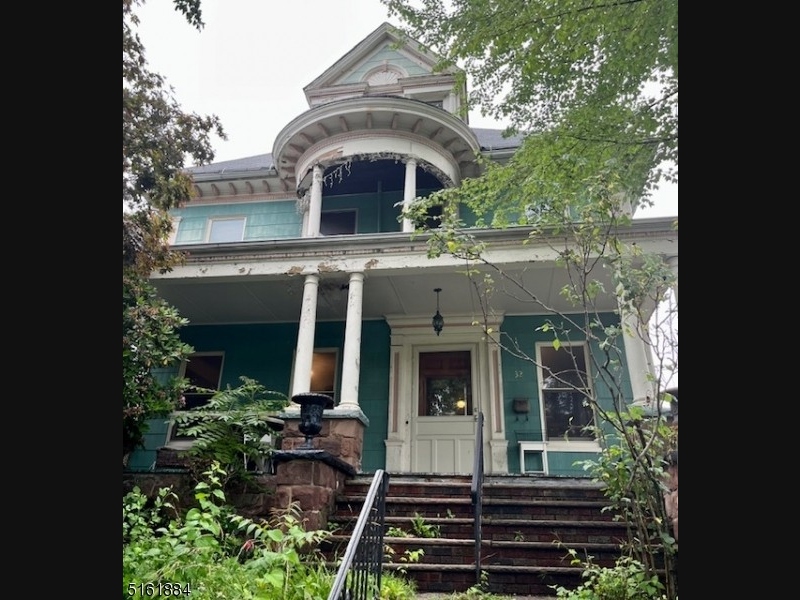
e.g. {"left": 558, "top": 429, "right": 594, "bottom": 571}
{"left": 538, "top": 343, "right": 595, "bottom": 441}
{"left": 208, "top": 217, "right": 245, "bottom": 242}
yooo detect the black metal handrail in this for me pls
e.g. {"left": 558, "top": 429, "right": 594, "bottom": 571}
{"left": 328, "top": 469, "right": 390, "bottom": 600}
{"left": 470, "top": 412, "right": 485, "bottom": 585}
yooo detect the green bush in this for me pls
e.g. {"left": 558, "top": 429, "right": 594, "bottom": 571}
{"left": 123, "top": 461, "right": 420, "bottom": 600}
{"left": 173, "top": 377, "right": 289, "bottom": 487}
{"left": 123, "top": 462, "right": 334, "bottom": 599}
{"left": 551, "top": 552, "right": 667, "bottom": 600}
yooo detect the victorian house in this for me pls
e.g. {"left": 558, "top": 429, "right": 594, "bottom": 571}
{"left": 126, "top": 22, "right": 678, "bottom": 478}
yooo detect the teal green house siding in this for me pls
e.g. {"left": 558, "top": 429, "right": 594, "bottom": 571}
{"left": 171, "top": 189, "right": 451, "bottom": 243}
{"left": 172, "top": 200, "right": 301, "bottom": 244}
{"left": 499, "top": 314, "right": 632, "bottom": 476}
{"left": 127, "top": 416, "right": 172, "bottom": 471}
{"left": 127, "top": 320, "right": 391, "bottom": 473}
{"left": 126, "top": 365, "right": 180, "bottom": 471}
{"left": 355, "top": 320, "right": 391, "bottom": 472}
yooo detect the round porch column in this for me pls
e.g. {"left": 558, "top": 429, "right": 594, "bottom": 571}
{"left": 306, "top": 164, "right": 324, "bottom": 237}
{"left": 337, "top": 272, "right": 364, "bottom": 411}
{"left": 621, "top": 311, "right": 657, "bottom": 402}
{"left": 402, "top": 158, "right": 417, "bottom": 233}
{"left": 291, "top": 273, "right": 320, "bottom": 399}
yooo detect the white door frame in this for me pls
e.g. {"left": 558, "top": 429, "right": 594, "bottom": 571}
{"left": 384, "top": 314, "right": 509, "bottom": 474}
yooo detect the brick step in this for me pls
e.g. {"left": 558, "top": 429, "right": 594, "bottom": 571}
{"left": 325, "top": 534, "right": 622, "bottom": 566}
{"left": 324, "top": 559, "right": 588, "bottom": 596}
{"left": 345, "top": 476, "right": 609, "bottom": 502}
{"left": 329, "top": 514, "right": 627, "bottom": 544}
{"left": 335, "top": 496, "right": 613, "bottom": 520}
{"left": 327, "top": 475, "right": 629, "bottom": 595}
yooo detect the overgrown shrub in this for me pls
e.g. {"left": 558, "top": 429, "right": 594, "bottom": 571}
{"left": 173, "top": 377, "right": 289, "bottom": 487}
{"left": 123, "top": 461, "right": 420, "bottom": 600}
{"left": 551, "top": 552, "right": 667, "bottom": 600}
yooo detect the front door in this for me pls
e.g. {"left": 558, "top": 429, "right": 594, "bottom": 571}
{"left": 411, "top": 350, "right": 476, "bottom": 474}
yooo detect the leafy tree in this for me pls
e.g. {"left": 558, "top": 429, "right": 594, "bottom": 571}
{"left": 122, "top": 0, "right": 226, "bottom": 459}
{"left": 381, "top": 0, "right": 678, "bottom": 206}
{"left": 384, "top": 1, "right": 678, "bottom": 596}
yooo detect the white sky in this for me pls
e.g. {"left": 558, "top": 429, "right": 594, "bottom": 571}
{"left": 134, "top": 0, "right": 677, "bottom": 219}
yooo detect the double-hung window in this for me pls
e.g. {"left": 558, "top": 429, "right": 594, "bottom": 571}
{"left": 537, "top": 343, "right": 595, "bottom": 441}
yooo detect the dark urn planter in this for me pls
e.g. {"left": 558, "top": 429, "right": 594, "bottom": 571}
{"left": 293, "top": 392, "right": 334, "bottom": 448}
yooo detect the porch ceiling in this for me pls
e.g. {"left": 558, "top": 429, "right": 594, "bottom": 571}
{"left": 151, "top": 219, "right": 677, "bottom": 327}
{"left": 153, "top": 263, "right": 590, "bottom": 325}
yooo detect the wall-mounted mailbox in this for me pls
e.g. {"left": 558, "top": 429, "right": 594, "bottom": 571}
{"left": 512, "top": 397, "right": 530, "bottom": 414}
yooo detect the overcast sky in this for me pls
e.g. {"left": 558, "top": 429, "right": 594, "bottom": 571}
{"left": 134, "top": 0, "right": 677, "bottom": 219}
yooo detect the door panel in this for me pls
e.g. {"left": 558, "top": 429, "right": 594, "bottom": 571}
{"left": 413, "top": 415, "right": 476, "bottom": 473}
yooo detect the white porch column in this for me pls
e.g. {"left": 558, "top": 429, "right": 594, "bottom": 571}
{"left": 291, "top": 273, "right": 320, "bottom": 399}
{"left": 338, "top": 272, "right": 364, "bottom": 411}
{"left": 666, "top": 255, "right": 678, "bottom": 304}
{"left": 621, "top": 311, "right": 657, "bottom": 402}
{"left": 402, "top": 158, "right": 417, "bottom": 233}
{"left": 307, "top": 164, "right": 324, "bottom": 237}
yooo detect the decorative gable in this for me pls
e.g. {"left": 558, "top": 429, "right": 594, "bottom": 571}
{"left": 303, "top": 22, "right": 466, "bottom": 120}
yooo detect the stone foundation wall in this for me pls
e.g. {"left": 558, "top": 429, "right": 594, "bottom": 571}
{"left": 122, "top": 471, "right": 281, "bottom": 520}
{"left": 123, "top": 416, "right": 365, "bottom": 530}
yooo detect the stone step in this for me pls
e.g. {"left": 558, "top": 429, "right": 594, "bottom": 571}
{"left": 326, "top": 475, "right": 630, "bottom": 595}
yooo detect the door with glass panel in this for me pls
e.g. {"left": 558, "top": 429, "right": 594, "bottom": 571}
{"left": 411, "top": 349, "right": 476, "bottom": 474}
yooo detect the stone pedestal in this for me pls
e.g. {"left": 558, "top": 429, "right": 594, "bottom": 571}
{"left": 280, "top": 412, "right": 366, "bottom": 472}
{"left": 272, "top": 449, "right": 356, "bottom": 531}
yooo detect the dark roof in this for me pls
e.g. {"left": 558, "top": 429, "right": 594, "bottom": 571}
{"left": 188, "top": 128, "right": 523, "bottom": 176}
{"left": 472, "top": 127, "right": 524, "bottom": 150}
{"left": 189, "top": 153, "right": 275, "bottom": 175}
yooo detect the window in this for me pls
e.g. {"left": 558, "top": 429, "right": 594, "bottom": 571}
{"left": 181, "top": 353, "right": 224, "bottom": 409}
{"left": 418, "top": 351, "right": 472, "bottom": 416}
{"left": 310, "top": 350, "right": 338, "bottom": 404}
{"left": 208, "top": 217, "right": 245, "bottom": 242}
{"left": 320, "top": 210, "right": 356, "bottom": 235}
{"left": 538, "top": 344, "right": 594, "bottom": 441}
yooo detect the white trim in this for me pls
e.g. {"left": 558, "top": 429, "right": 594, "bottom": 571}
{"left": 545, "top": 439, "right": 602, "bottom": 452}
{"left": 519, "top": 441, "right": 548, "bottom": 474}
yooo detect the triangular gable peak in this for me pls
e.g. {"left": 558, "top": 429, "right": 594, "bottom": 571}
{"left": 304, "top": 22, "right": 467, "bottom": 122}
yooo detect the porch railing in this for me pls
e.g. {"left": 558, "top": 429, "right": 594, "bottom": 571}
{"left": 327, "top": 469, "right": 390, "bottom": 600}
{"left": 470, "top": 411, "right": 485, "bottom": 585}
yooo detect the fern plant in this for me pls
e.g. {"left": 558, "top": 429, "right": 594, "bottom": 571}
{"left": 173, "top": 376, "right": 289, "bottom": 485}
